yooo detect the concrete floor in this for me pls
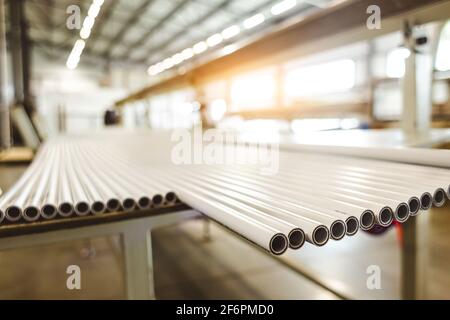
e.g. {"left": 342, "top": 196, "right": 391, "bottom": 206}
{"left": 0, "top": 164, "right": 449, "bottom": 299}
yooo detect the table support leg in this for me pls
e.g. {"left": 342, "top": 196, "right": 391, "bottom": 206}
{"left": 123, "top": 222, "right": 155, "bottom": 300}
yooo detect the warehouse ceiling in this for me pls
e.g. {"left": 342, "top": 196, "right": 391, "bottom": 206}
{"left": 21, "top": 0, "right": 337, "bottom": 68}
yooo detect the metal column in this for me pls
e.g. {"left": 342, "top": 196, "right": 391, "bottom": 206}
{"left": 0, "top": 0, "right": 10, "bottom": 149}
{"left": 8, "top": 0, "right": 24, "bottom": 107}
{"left": 401, "top": 21, "right": 438, "bottom": 136}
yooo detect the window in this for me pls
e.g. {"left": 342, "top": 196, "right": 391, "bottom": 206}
{"left": 436, "top": 21, "right": 450, "bottom": 71}
{"left": 284, "top": 59, "right": 356, "bottom": 99}
{"left": 386, "top": 47, "right": 410, "bottom": 78}
{"left": 230, "top": 68, "right": 276, "bottom": 110}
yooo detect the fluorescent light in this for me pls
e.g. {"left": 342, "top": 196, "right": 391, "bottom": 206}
{"left": 222, "top": 25, "right": 240, "bottom": 39}
{"left": 88, "top": 3, "right": 101, "bottom": 18}
{"left": 66, "top": 54, "right": 80, "bottom": 70}
{"left": 172, "top": 53, "right": 183, "bottom": 65}
{"left": 82, "top": 16, "right": 95, "bottom": 30}
{"left": 66, "top": 0, "right": 104, "bottom": 69}
{"left": 181, "top": 48, "right": 194, "bottom": 60}
{"left": 243, "top": 13, "right": 265, "bottom": 29}
{"left": 271, "top": 0, "right": 296, "bottom": 16}
{"left": 207, "top": 33, "right": 223, "bottom": 47}
{"left": 148, "top": 64, "right": 162, "bottom": 76}
{"left": 71, "top": 39, "right": 85, "bottom": 57}
{"left": 193, "top": 41, "right": 208, "bottom": 54}
{"left": 162, "top": 57, "right": 174, "bottom": 69}
{"left": 80, "top": 27, "right": 91, "bottom": 39}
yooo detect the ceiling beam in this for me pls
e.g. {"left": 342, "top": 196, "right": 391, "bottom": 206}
{"left": 115, "top": 0, "right": 449, "bottom": 106}
{"left": 100, "top": 0, "right": 156, "bottom": 58}
{"left": 141, "top": 0, "right": 275, "bottom": 65}
{"left": 131, "top": 0, "right": 232, "bottom": 62}
{"left": 118, "top": 0, "right": 193, "bottom": 60}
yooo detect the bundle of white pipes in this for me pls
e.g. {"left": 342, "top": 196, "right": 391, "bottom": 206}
{"left": 0, "top": 132, "right": 449, "bottom": 256}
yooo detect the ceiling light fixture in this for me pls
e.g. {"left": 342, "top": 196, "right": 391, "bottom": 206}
{"left": 271, "top": 0, "right": 296, "bottom": 16}
{"left": 222, "top": 25, "right": 240, "bottom": 39}
{"left": 181, "top": 48, "right": 194, "bottom": 60}
{"left": 206, "top": 33, "right": 223, "bottom": 47}
{"left": 193, "top": 41, "right": 208, "bottom": 54}
{"left": 243, "top": 13, "right": 265, "bottom": 29}
{"left": 66, "top": 0, "right": 104, "bottom": 69}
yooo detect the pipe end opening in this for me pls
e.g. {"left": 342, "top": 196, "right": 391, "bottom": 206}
{"left": 408, "top": 197, "right": 420, "bottom": 216}
{"left": 42, "top": 204, "right": 57, "bottom": 219}
{"left": 152, "top": 194, "right": 163, "bottom": 206}
{"left": 24, "top": 206, "right": 40, "bottom": 220}
{"left": 379, "top": 207, "right": 394, "bottom": 226}
{"left": 360, "top": 210, "right": 375, "bottom": 230}
{"left": 345, "top": 217, "right": 359, "bottom": 236}
{"left": 395, "top": 203, "right": 410, "bottom": 222}
{"left": 165, "top": 192, "right": 177, "bottom": 203}
{"left": 122, "top": 198, "right": 136, "bottom": 211}
{"left": 288, "top": 229, "right": 305, "bottom": 249}
{"left": 6, "top": 206, "right": 22, "bottom": 221}
{"left": 106, "top": 199, "right": 121, "bottom": 212}
{"left": 58, "top": 202, "right": 74, "bottom": 216}
{"left": 138, "top": 197, "right": 151, "bottom": 209}
{"left": 312, "top": 226, "right": 329, "bottom": 246}
{"left": 420, "top": 193, "right": 432, "bottom": 210}
{"left": 92, "top": 201, "right": 106, "bottom": 214}
{"left": 330, "top": 221, "right": 346, "bottom": 240}
{"left": 75, "top": 202, "right": 90, "bottom": 216}
{"left": 433, "top": 189, "right": 446, "bottom": 207}
{"left": 270, "top": 233, "right": 288, "bottom": 255}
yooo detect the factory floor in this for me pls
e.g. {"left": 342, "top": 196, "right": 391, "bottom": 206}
{"left": 0, "top": 165, "right": 449, "bottom": 299}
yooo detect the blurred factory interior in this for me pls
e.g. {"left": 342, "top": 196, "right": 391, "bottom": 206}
{"left": 0, "top": 0, "right": 450, "bottom": 300}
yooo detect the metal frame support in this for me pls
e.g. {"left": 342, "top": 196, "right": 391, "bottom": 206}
{"left": 401, "top": 209, "right": 429, "bottom": 299}
{"left": 0, "top": 209, "right": 199, "bottom": 299}
{"left": 401, "top": 20, "right": 441, "bottom": 136}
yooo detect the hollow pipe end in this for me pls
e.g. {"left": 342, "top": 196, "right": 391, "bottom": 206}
{"left": 433, "top": 188, "right": 446, "bottom": 207}
{"left": 395, "top": 203, "right": 410, "bottom": 223}
{"left": 58, "top": 202, "right": 74, "bottom": 217}
{"left": 330, "top": 220, "right": 346, "bottom": 240}
{"left": 420, "top": 192, "right": 433, "bottom": 210}
{"left": 288, "top": 228, "right": 305, "bottom": 250}
{"left": 41, "top": 204, "right": 58, "bottom": 219}
{"left": 23, "top": 206, "right": 40, "bottom": 221}
{"left": 122, "top": 198, "right": 136, "bottom": 211}
{"left": 269, "top": 233, "right": 288, "bottom": 255}
{"left": 312, "top": 225, "right": 329, "bottom": 246}
{"left": 408, "top": 197, "right": 421, "bottom": 216}
{"left": 152, "top": 194, "right": 164, "bottom": 206}
{"left": 360, "top": 210, "right": 375, "bottom": 230}
{"left": 165, "top": 191, "right": 177, "bottom": 204}
{"left": 91, "top": 201, "right": 106, "bottom": 215}
{"left": 5, "top": 206, "right": 22, "bottom": 221}
{"left": 106, "top": 199, "right": 122, "bottom": 212}
{"left": 345, "top": 216, "right": 359, "bottom": 236}
{"left": 378, "top": 207, "right": 394, "bottom": 227}
{"left": 75, "top": 202, "right": 90, "bottom": 216}
{"left": 138, "top": 196, "right": 151, "bottom": 210}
